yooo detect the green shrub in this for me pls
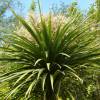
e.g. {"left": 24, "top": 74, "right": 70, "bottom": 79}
{"left": 0, "top": 3, "right": 100, "bottom": 100}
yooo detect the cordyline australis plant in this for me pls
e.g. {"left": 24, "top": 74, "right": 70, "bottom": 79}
{"left": 0, "top": 2, "right": 100, "bottom": 100}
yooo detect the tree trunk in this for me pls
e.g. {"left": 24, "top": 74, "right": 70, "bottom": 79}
{"left": 45, "top": 89, "right": 57, "bottom": 100}
{"left": 43, "top": 74, "right": 61, "bottom": 100}
{"left": 44, "top": 77, "right": 57, "bottom": 100}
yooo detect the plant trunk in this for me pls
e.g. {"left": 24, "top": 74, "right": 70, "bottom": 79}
{"left": 44, "top": 75, "right": 57, "bottom": 100}
{"left": 43, "top": 74, "right": 61, "bottom": 100}
{"left": 45, "top": 89, "right": 57, "bottom": 100}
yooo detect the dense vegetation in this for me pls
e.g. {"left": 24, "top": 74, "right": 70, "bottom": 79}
{"left": 0, "top": 0, "right": 100, "bottom": 100}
